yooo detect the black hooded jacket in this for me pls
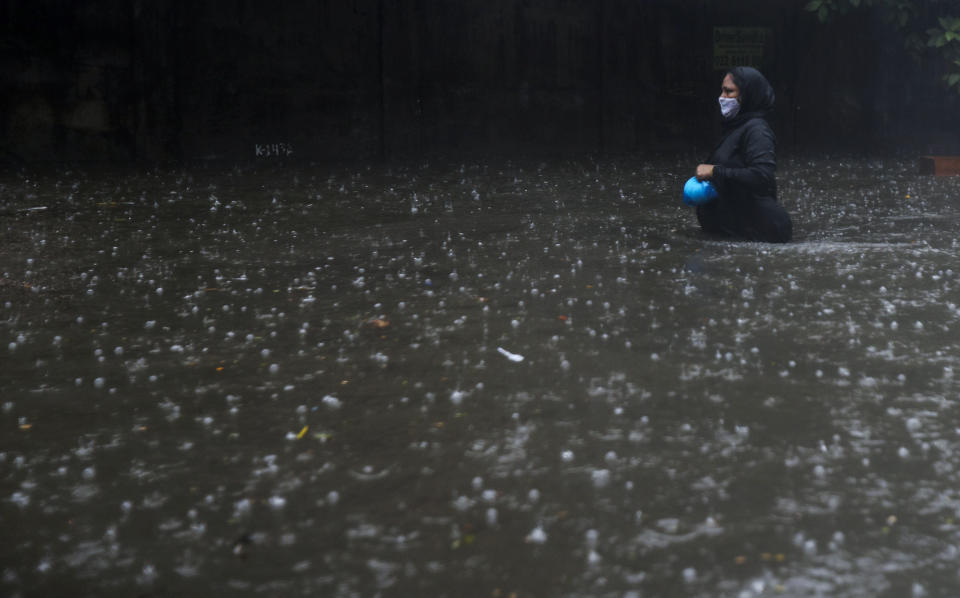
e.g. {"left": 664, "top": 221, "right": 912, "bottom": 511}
{"left": 696, "top": 67, "right": 792, "bottom": 243}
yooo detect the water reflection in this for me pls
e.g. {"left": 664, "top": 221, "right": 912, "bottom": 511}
{"left": 2, "top": 157, "right": 960, "bottom": 596}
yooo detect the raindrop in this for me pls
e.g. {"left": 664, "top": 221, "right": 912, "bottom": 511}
{"left": 526, "top": 526, "right": 547, "bottom": 544}
{"left": 452, "top": 496, "right": 472, "bottom": 511}
{"left": 138, "top": 564, "right": 157, "bottom": 585}
{"left": 591, "top": 469, "right": 611, "bottom": 488}
{"left": 585, "top": 529, "right": 599, "bottom": 548}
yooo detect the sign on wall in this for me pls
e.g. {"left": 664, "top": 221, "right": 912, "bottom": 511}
{"left": 713, "top": 27, "right": 772, "bottom": 70}
{"left": 255, "top": 142, "right": 293, "bottom": 157}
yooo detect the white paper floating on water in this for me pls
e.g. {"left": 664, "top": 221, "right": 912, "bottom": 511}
{"left": 496, "top": 346, "right": 524, "bottom": 362}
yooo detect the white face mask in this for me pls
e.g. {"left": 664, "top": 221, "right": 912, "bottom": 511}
{"left": 718, "top": 96, "right": 740, "bottom": 119}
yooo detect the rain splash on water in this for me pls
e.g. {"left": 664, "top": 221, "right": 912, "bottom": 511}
{"left": 3, "top": 156, "right": 960, "bottom": 596}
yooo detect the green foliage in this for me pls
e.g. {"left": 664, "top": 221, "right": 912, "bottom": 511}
{"left": 805, "top": 0, "right": 960, "bottom": 93}
{"left": 804, "top": 0, "right": 877, "bottom": 22}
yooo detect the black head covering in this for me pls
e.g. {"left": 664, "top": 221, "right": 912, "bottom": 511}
{"left": 721, "top": 66, "right": 775, "bottom": 132}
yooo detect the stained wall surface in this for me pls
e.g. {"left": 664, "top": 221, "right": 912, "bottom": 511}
{"left": 1, "top": 0, "right": 957, "bottom": 163}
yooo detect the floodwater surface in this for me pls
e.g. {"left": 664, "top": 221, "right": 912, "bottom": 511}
{"left": 3, "top": 156, "right": 960, "bottom": 597}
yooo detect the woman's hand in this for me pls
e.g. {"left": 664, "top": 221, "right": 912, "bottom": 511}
{"left": 695, "top": 164, "right": 715, "bottom": 181}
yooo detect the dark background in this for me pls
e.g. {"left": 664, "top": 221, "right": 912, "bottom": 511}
{"left": 2, "top": 0, "right": 958, "bottom": 164}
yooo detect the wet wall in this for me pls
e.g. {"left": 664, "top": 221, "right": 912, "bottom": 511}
{"left": 2, "top": 0, "right": 958, "bottom": 163}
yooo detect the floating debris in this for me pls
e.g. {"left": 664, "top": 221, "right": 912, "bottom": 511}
{"left": 496, "top": 347, "right": 524, "bottom": 362}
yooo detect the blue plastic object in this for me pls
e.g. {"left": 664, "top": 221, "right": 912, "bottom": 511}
{"left": 682, "top": 176, "right": 719, "bottom": 206}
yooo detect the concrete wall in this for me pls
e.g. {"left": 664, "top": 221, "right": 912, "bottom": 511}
{"left": 1, "top": 0, "right": 958, "bottom": 163}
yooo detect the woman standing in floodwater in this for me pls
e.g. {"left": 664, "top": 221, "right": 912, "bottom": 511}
{"left": 694, "top": 66, "right": 792, "bottom": 243}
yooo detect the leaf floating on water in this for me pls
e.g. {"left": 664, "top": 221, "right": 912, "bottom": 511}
{"left": 296, "top": 425, "right": 309, "bottom": 439}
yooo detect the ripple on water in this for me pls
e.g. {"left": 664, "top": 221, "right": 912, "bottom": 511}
{"left": 4, "top": 160, "right": 960, "bottom": 595}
